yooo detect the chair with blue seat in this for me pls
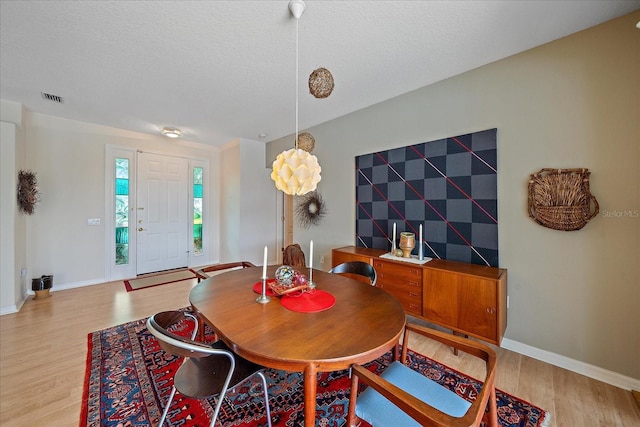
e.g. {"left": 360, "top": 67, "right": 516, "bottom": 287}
{"left": 347, "top": 323, "right": 497, "bottom": 427}
{"left": 147, "top": 310, "right": 272, "bottom": 427}
{"left": 329, "top": 261, "right": 377, "bottom": 286}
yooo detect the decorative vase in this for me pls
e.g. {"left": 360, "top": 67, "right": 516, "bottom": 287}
{"left": 399, "top": 232, "right": 415, "bottom": 258}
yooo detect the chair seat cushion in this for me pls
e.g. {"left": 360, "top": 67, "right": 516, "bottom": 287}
{"left": 356, "top": 361, "right": 471, "bottom": 426}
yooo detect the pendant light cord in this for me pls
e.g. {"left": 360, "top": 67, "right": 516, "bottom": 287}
{"left": 295, "top": 15, "right": 299, "bottom": 149}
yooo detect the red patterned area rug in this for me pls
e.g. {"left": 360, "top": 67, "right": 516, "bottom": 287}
{"left": 81, "top": 310, "right": 550, "bottom": 427}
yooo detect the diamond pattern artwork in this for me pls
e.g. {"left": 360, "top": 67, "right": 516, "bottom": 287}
{"left": 356, "top": 129, "right": 498, "bottom": 266}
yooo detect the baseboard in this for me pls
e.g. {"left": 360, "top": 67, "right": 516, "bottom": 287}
{"left": 0, "top": 291, "right": 28, "bottom": 316}
{"left": 47, "top": 278, "right": 107, "bottom": 292}
{"left": 0, "top": 304, "right": 19, "bottom": 315}
{"left": 501, "top": 338, "right": 640, "bottom": 391}
{"left": 20, "top": 277, "right": 107, "bottom": 298}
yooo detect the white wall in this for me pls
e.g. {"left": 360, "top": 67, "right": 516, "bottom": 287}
{"left": 267, "top": 12, "right": 640, "bottom": 383}
{"left": 220, "top": 138, "right": 278, "bottom": 266}
{"left": 220, "top": 141, "right": 241, "bottom": 260}
{"left": 0, "top": 99, "right": 27, "bottom": 314}
{"left": 22, "top": 113, "right": 220, "bottom": 288}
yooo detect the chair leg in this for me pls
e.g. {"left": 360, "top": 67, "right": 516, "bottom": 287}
{"left": 256, "top": 371, "right": 273, "bottom": 427}
{"left": 209, "top": 385, "right": 230, "bottom": 427}
{"left": 487, "top": 386, "right": 498, "bottom": 427}
{"left": 158, "top": 386, "right": 177, "bottom": 427}
{"left": 208, "top": 354, "right": 237, "bottom": 427}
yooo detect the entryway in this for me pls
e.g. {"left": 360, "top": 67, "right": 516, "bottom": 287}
{"left": 136, "top": 152, "right": 189, "bottom": 275}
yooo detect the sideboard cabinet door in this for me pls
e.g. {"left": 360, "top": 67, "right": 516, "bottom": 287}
{"left": 422, "top": 269, "right": 458, "bottom": 327}
{"left": 423, "top": 267, "right": 507, "bottom": 345}
{"left": 457, "top": 275, "right": 499, "bottom": 342}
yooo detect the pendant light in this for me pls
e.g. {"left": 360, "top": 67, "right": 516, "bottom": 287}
{"left": 271, "top": 0, "right": 321, "bottom": 196}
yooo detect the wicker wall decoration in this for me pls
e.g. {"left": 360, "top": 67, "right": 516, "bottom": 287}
{"left": 17, "top": 169, "right": 40, "bottom": 215}
{"left": 528, "top": 168, "right": 599, "bottom": 231}
{"left": 296, "top": 190, "right": 326, "bottom": 228}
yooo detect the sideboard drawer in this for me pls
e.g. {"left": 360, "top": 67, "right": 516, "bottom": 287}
{"left": 373, "top": 259, "right": 422, "bottom": 315}
{"left": 373, "top": 259, "right": 422, "bottom": 281}
{"left": 378, "top": 281, "right": 422, "bottom": 315}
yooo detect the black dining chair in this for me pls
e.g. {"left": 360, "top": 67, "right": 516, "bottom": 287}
{"left": 146, "top": 311, "right": 272, "bottom": 427}
{"left": 329, "top": 261, "right": 377, "bottom": 286}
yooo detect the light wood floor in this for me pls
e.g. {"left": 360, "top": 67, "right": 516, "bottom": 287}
{"left": 1, "top": 278, "right": 639, "bottom": 426}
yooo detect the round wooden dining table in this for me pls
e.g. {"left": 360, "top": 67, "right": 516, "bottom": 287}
{"left": 189, "top": 265, "right": 406, "bottom": 427}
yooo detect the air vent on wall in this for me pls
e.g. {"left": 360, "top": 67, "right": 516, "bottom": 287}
{"left": 41, "top": 92, "right": 64, "bottom": 103}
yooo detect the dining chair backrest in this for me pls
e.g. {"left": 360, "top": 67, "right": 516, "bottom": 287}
{"left": 147, "top": 310, "right": 272, "bottom": 427}
{"left": 329, "top": 261, "right": 377, "bottom": 286}
{"left": 283, "top": 243, "right": 306, "bottom": 267}
{"left": 347, "top": 323, "right": 498, "bottom": 427}
{"left": 148, "top": 311, "right": 210, "bottom": 358}
{"left": 195, "top": 261, "right": 256, "bottom": 282}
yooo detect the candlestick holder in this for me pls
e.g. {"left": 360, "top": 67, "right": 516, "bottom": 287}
{"left": 256, "top": 277, "right": 271, "bottom": 304}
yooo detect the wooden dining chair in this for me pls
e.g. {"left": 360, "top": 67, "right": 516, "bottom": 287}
{"left": 147, "top": 311, "right": 272, "bottom": 427}
{"left": 283, "top": 243, "right": 306, "bottom": 267}
{"left": 329, "top": 261, "right": 377, "bottom": 286}
{"left": 194, "top": 261, "right": 256, "bottom": 282}
{"left": 347, "top": 323, "right": 498, "bottom": 427}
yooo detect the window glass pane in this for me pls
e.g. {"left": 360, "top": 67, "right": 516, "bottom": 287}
{"left": 193, "top": 167, "right": 203, "bottom": 255}
{"left": 194, "top": 167, "right": 203, "bottom": 184}
{"left": 115, "top": 178, "right": 129, "bottom": 196}
{"left": 193, "top": 183, "right": 203, "bottom": 198}
{"left": 116, "top": 158, "right": 129, "bottom": 178}
{"left": 116, "top": 158, "right": 129, "bottom": 265}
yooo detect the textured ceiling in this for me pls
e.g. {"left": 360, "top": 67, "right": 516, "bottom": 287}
{"left": 1, "top": 1, "right": 638, "bottom": 147}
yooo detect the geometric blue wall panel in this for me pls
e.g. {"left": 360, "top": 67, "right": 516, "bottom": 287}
{"left": 355, "top": 128, "right": 498, "bottom": 267}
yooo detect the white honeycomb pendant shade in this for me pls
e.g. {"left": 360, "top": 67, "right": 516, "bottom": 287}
{"left": 271, "top": 148, "right": 321, "bottom": 196}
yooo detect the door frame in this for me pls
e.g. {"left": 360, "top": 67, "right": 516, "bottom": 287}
{"left": 104, "top": 144, "right": 210, "bottom": 281}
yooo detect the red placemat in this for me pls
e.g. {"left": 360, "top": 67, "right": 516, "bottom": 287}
{"left": 280, "top": 290, "right": 335, "bottom": 313}
{"left": 253, "top": 279, "right": 277, "bottom": 296}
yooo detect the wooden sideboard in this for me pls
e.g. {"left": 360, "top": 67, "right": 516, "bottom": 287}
{"left": 331, "top": 246, "right": 507, "bottom": 346}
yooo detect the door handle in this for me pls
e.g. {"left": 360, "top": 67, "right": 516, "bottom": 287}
{"left": 138, "top": 227, "right": 145, "bottom": 231}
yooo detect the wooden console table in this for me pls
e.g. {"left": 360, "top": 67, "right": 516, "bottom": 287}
{"left": 332, "top": 246, "right": 507, "bottom": 346}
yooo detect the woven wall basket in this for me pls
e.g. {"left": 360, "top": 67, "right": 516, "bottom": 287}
{"left": 528, "top": 168, "right": 599, "bottom": 231}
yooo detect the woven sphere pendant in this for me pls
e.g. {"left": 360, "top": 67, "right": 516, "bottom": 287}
{"left": 297, "top": 132, "right": 315, "bottom": 152}
{"left": 308, "top": 67, "right": 334, "bottom": 99}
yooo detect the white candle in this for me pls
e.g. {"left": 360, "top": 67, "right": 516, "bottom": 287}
{"left": 262, "top": 245, "right": 268, "bottom": 279}
{"left": 309, "top": 240, "right": 314, "bottom": 283}
{"left": 418, "top": 224, "right": 423, "bottom": 260}
{"left": 392, "top": 223, "right": 396, "bottom": 249}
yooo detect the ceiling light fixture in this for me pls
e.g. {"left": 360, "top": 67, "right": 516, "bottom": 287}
{"left": 161, "top": 127, "right": 182, "bottom": 138}
{"left": 271, "top": 0, "right": 321, "bottom": 196}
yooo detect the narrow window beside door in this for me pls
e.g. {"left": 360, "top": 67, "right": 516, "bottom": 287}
{"left": 115, "top": 158, "right": 129, "bottom": 265}
{"left": 193, "top": 167, "right": 203, "bottom": 255}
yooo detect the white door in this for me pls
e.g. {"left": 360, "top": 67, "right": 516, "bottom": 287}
{"left": 136, "top": 152, "right": 189, "bottom": 274}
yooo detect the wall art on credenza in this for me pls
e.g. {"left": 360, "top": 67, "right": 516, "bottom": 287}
{"left": 355, "top": 128, "right": 498, "bottom": 267}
